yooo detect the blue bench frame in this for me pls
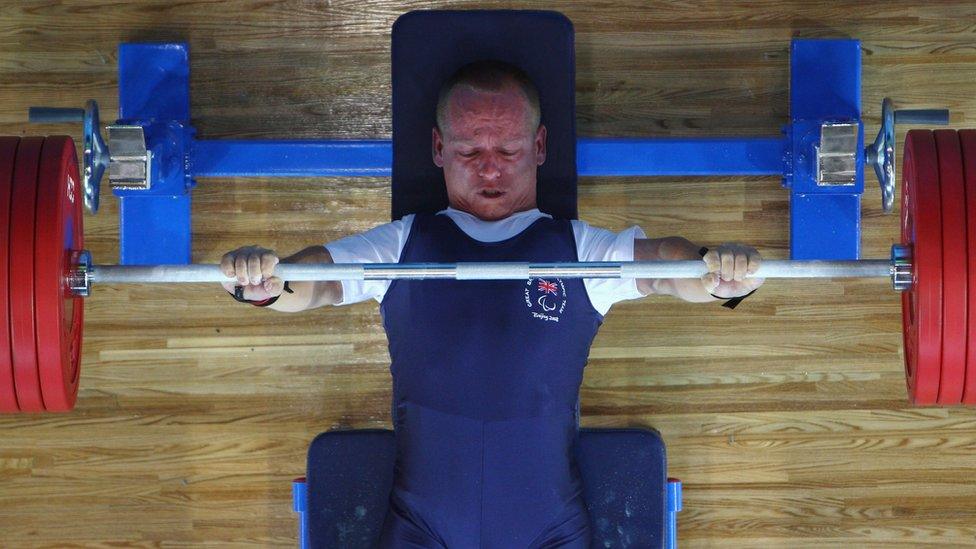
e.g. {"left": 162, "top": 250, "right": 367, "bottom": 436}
{"left": 112, "top": 37, "right": 863, "bottom": 264}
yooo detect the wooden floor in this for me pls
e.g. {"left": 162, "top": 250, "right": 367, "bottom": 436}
{"left": 2, "top": 1, "right": 976, "bottom": 547}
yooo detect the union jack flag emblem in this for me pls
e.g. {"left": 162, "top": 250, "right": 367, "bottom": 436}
{"left": 537, "top": 279, "right": 558, "bottom": 295}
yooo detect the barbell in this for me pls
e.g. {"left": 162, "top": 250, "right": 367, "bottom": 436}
{"left": 0, "top": 129, "right": 971, "bottom": 413}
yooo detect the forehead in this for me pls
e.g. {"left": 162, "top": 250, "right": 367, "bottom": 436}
{"left": 444, "top": 85, "right": 532, "bottom": 138}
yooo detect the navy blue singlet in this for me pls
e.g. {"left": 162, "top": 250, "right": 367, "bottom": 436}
{"left": 377, "top": 213, "right": 604, "bottom": 548}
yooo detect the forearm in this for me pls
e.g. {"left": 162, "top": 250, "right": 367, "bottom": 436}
{"left": 635, "top": 237, "right": 717, "bottom": 303}
{"left": 269, "top": 246, "right": 342, "bottom": 312}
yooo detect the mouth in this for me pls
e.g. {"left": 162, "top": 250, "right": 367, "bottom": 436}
{"left": 479, "top": 190, "right": 505, "bottom": 199}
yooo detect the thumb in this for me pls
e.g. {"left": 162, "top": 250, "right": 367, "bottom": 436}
{"left": 746, "top": 277, "right": 765, "bottom": 291}
{"left": 264, "top": 276, "right": 285, "bottom": 297}
{"left": 701, "top": 272, "right": 720, "bottom": 293}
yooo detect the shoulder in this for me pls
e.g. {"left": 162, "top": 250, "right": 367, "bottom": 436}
{"left": 570, "top": 220, "right": 647, "bottom": 261}
{"left": 325, "top": 214, "right": 417, "bottom": 262}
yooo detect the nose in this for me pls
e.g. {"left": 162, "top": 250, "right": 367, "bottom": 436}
{"left": 477, "top": 155, "right": 501, "bottom": 181}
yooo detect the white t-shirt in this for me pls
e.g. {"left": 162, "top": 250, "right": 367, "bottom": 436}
{"left": 325, "top": 207, "right": 647, "bottom": 316}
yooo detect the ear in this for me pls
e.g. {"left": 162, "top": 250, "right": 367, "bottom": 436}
{"left": 535, "top": 124, "right": 547, "bottom": 165}
{"left": 432, "top": 126, "right": 444, "bottom": 168}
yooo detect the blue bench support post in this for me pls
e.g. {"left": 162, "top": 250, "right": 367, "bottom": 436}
{"left": 784, "top": 39, "right": 864, "bottom": 260}
{"left": 116, "top": 43, "right": 195, "bottom": 265}
{"left": 292, "top": 478, "right": 308, "bottom": 549}
{"left": 666, "top": 478, "right": 683, "bottom": 549}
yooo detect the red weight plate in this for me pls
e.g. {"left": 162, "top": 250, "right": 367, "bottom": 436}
{"left": 902, "top": 130, "right": 943, "bottom": 405}
{"left": 35, "top": 136, "right": 83, "bottom": 412}
{"left": 934, "top": 130, "right": 967, "bottom": 405}
{"left": 10, "top": 137, "right": 45, "bottom": 412}
{"left": 0, "top": 137, "right": 19, "bottom": 412}
{"left": 960, "top": 130, "right": 976, "bottom": 405}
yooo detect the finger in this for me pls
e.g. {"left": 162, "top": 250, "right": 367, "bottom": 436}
{"left": 242, "top": 284, "right": 264, "bottom": 301}
{"left": 247, "top": 253, "right": 262, "bottom": 285}
{"left": 235, "top": 255, "right": 249, "bottom": 285}
{"left": 221, "top": 281, "right": 237, "bottom": 293}
{"left": 701, "top": 272, "right": 720, "bottom": 293}
{"left": 703, "top": 250, "right": 720, "bottom": 272}
{"left": 734, "top": 252, "right": 748, "bottom": 282}
{"left": 220, "top": 253, "right": 236, "bottom": 278}
{"left": 260, "top": 252, "right": 278, "bottom": 281}
{"left": 720, "top": 250, "right": 734, "bottom": 281}
{"left": 747, "top": 251, "right": 761, "bottom": 275}
{"left": 264, "top": 276, "right": 284, "bottom": 297}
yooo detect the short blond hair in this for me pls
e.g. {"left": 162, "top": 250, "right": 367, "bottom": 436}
{"left": 436, "top": 60, "right": 541, "bottom": 133}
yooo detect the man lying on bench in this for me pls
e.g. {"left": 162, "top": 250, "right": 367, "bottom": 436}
{"left": 221, "top": 61, "right": 763, "bottom": 548}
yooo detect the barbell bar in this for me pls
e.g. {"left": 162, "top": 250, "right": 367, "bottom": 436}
{"left": 0, "top": 129, "right": 971, "bottom": 413}
{"left": 75, "top": 255, "right": 901, "bottom": 286}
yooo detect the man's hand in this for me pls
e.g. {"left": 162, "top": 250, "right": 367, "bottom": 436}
{"left": 701, "top": 244, "right": 764, "bottom": 298}
{"left": 220, "top": 245, "right": 285, "bottom": 301}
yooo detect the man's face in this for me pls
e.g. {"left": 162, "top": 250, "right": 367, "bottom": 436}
{"left": 433, "top": 83, "right": 546, "bottom": 221}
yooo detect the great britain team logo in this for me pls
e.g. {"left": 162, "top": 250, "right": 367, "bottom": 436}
{"left": 524, "top": 278, "right": 567, "bottom": 322}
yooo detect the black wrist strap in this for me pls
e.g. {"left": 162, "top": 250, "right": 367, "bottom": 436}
{"left": 698, "top": 247, "right": 754, "bottom": 310}
{"left": 229, "top": 281, "right": 293, "bottom": 307}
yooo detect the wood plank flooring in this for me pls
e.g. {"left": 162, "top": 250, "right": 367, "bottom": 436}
{"left": 2, "top": 1, "right": 976, "bottom": 547}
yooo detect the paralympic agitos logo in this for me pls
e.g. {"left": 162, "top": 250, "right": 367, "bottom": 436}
{"left": 524, "top": 278, "right": 567, "bottom": 322}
